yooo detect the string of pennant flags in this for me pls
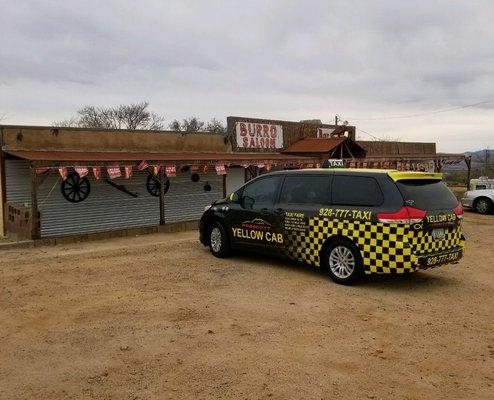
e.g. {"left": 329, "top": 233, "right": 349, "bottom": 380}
{"left": 35, "top": 159, "right": 439, "bottom": 180}
{"left": 35, "top": 161, "right": 234, "bottom": 181}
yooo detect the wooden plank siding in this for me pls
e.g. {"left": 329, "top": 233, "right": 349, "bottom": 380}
{"left": 356, "top": 140, "right": 436, "bottom": 156}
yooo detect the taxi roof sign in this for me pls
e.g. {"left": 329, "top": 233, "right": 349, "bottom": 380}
{"left": 322, "top": 159, "right": 345, "bottom": 168}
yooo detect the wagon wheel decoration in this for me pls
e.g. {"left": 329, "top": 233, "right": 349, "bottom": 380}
{"left": 146, "top": 174, "right": 170, "bottom": 197}
{"left": 61, "top": 172, "right": 91, "bottom": 203}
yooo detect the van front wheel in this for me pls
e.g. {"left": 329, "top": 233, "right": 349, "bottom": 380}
{"left": 323, "top": 239, "right": 363, "bottom": 285}
{"left": 209, "top": 222, "right": 230, "bottom": 258}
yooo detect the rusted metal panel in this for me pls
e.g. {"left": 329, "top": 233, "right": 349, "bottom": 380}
{"left": 0, "top": 125, "right": 230, "bottom": 153}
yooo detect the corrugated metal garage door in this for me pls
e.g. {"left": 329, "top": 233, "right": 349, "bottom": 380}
{"left": 5, "top": 160, "right": 222, "bottom": 237}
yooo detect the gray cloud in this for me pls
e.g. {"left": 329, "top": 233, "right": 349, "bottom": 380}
{"left": 0, "top": 0, "right": 493, "bottom": 152}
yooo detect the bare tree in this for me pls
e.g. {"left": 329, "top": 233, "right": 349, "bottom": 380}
{"left": 52, "top": 102, "right": 165, "bottom": 130}
{"left": 205, "top": 118, "right": 226, "bottom": 134}
{"left": 168, "top": 117, "right": 205, "bottom": 133}
{"left": 168, "top": 119, "right": 182, "bottom": 131}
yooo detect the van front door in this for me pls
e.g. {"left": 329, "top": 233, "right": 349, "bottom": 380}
{"left": 229, "top": 174, "right": 283, "bottom": 253}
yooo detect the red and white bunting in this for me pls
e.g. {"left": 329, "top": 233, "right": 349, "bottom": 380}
{"left": 36, "top": 166, "right": 49, "bottom": 174}
{"left": 189, "top": 164, "right": 199, "bottom": 172}
{"left": 59, "top": 167, "right": 68, "bottom": 181}
{"left": 92, "top": 167, "right": 102, "bottom": 180}
{"left": 124, "top": 165, "right": 133, "bottom": 179}
{"left": 74, "top": 166, "right": 89, "bottom": 177}
{"left": 203, "top": 165, "right": 209, "bottom": 174}
{"left": 138, "top": 160, "right": 149, "bottom": 171}
{"left": 215, "top": 164, "right": 226, "bottom": 175}
{"left": 107, "top": 166, "right": 121, "bottom": 179}
{"left": 165, "top": 164, "right": 176, "bottom": 177}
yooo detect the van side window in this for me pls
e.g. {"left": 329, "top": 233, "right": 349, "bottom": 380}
{"left": 332, "top": 175, "right": 383, "bottom": 206}
{"left": 240, "top": 176, "right": 282, "bottom": 209}
{"left": 279, "top": 176, "right": 331, "bottom": 205}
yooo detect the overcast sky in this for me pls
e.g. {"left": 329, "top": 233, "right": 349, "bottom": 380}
{"left": 0, "top": 0, "right": 493, "bottom": 152}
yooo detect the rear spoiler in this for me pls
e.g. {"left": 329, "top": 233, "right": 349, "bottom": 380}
{"left": 388, "top": 171, "right": 443, "bottom": 181}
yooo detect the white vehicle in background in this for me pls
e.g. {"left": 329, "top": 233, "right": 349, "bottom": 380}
{"left": 469, "top": 177, "right": 494, "bottom": 190}
{"left": 462, "top": 189, "right": 494, "bottom": 214}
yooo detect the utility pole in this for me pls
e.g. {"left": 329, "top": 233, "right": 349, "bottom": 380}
{"left": 335, "top": 115, "right": 339, "bottom": 126}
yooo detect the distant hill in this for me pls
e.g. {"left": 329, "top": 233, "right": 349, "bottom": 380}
{"left": 443, "top": 149, "right": 494, "bottom": 171}
{"left": 465, "top": 149, "right": 493, "bottom": 165}
{"left": 442, "top": 149, "right": 493, "bottom": 176}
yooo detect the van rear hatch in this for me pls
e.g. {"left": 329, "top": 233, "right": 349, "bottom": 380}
{"left": 395, "top": 178, "right": 463, "bottom": 260}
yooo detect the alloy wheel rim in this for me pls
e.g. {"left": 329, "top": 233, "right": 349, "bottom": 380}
{"left": 477, "top": 200, "right": 488, "bottom": 213}
{"left": 329, "top": 246, "right": 355, "bottom": 279}
{"left": 210, "top": 227, "right": 222, "bottom": 253}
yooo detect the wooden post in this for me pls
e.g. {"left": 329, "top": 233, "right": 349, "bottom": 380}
{"left": 159, "top": 167, "right": 165, "bottom": 225}
{"left": 0, "top": 148, "right": 6, "bottom": 238}
{"left": 465, "top": 156, "right": 472, "bottom": 190}
{"left": 30, "top": 164, "right": 40, "bottom": 239}
{"left": 222, "top": 174, "right": 227, "bottom": 198}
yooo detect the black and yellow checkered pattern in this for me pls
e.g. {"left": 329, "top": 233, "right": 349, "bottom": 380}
{"left": 410, "top": 225, "right": 463, "bottom": 254}
{"left": 284, "top": 217, "right": 464, "bottom": 274}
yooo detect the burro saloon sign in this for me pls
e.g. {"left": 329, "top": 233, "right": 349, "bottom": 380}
{"left": 235, "top": 122, "right": 284, "bottom": 149}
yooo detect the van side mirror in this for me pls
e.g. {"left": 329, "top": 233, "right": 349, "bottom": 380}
{"left": 228, "top": 191, "right": 240, "bottom": 203}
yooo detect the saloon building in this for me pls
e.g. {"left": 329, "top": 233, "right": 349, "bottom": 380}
{"left": 0, "top": 117, "right": 470, "bottom": 241}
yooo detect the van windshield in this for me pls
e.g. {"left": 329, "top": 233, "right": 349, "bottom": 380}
{"left": 396, "top": 179, "right": 458, "bottom": 210}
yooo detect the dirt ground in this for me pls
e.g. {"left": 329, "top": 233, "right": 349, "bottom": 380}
{"left": 1, "top": 212, "right": 493, "bottom": 400}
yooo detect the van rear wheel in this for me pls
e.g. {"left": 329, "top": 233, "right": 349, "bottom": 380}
{"left": 323, "top": 239, "right": 363, "bottom": 285}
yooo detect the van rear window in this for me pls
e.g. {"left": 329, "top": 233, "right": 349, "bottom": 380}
{"left": 396, "top": 180, "right": 458, "bottom": 210}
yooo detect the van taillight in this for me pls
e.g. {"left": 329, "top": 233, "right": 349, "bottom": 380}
{"left": 453, "top": 203, "right": 463, "bottom": 219}
{"left": 377, "top": 206, "right": 426, "bottom": 224}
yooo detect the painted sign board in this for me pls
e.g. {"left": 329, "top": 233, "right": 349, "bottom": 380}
{"left": 235, "top": 122, "right": 283, "bottom": 149}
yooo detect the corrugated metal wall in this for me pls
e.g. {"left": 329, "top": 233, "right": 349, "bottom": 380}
{"left": 5, "top": 160, "right": 222, "bottom": 237}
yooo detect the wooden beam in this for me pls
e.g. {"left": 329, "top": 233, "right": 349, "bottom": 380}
{"left": 344, "top": 142, "right": 355, "bottom": 159}
{"left": 465, "top": 156, "right": 472, "bottom": 189}
{"left": 0, "top": 148, "right": 6, "bottom": 238}
{"left": 159, "top": 167, "right": 166, "bottom": 225}
{"left": 30, "top": 164, "right": 40, "bottom": 239}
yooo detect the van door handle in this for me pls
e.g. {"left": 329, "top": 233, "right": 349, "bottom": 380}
{"left": 274, "top": 208, "right": 284, "bottom": 215}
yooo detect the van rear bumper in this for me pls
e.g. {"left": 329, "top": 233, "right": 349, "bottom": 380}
{"left": 416, "top": 246, "right": 464, "bottom": 270}
{"left": 364, "top": 245, "right": 465, "bottom": 274}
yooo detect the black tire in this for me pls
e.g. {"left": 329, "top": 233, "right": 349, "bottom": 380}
{"left": 473, "top": 197, "right": 493, "bottom": 214}
{"left": 209, "top": 222, "right": 231, "bottom": 258}
{"left": 322, "top": 239, "right": 363, "bottom": 285}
